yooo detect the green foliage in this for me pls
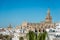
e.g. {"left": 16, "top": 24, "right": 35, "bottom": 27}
{"left": 19, "top": 37, "right": 24, "bottom": 40}
{"left": 26, "top": 31, "right": 36, "bottom": 40}
{"left": 0, "top": 34, "right": 12, "bottom": 40}
{"left": 26, "top": 31, "right": 47, "bottom": 40}
{"left": 4, "top": 35, "right": 11, "bottom": 40}
{"left": 0, "top": 34, "right": 3, "bottom": 39}
{"left": 38, "top": 31, "right": 47, "bottom": 40}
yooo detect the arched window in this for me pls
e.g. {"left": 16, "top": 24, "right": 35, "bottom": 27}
{"left": 39, "top": 29, "right": 41, "bottom": 32}
{"left": 35, "top": 28, "right": 37, "bottom": 32}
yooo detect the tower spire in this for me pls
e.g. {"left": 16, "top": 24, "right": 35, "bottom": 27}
{"left": 47, "top": 8, "right": 50, "bottom": 16}
{"left": 45, "top": 8, "right": 52, "bottom": 23}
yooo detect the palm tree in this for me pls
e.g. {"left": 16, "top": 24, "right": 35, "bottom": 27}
{"left": 26, "top": 31, "right": 36, "bottom": 40}
{"left": 38, "top": 31, "right": 47, "bottom": 40}
{"left": 26, "top": 30, "right": 48, "bottom": 40}
{"left": 37, "top": 33, "right": 41, "bottom": 40}
{"left": 42, "top": 31, "right": 47, "bottom": 40}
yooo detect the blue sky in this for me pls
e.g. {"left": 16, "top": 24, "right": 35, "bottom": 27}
{"left": 0, "top": 0, "right": 60, "bottom": 28}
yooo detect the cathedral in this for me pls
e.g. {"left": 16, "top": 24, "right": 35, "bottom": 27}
{"left": 16, "top": 8, "right": 56, "bottom": 32}
{"left": 0, "top": 8, "right": 58, "bottom": 40}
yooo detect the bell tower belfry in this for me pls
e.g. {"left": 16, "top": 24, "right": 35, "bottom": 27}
{"left": 45, "top": 8, "right": 52, "bottom": 23}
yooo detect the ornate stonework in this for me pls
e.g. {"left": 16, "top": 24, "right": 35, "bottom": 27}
{"left": 16, "top": 8, "right": 56, "bottom": 32}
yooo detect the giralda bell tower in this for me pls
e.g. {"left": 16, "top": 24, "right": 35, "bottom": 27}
{"left": 45, "top": 8, "right": 52, "bottom": 23}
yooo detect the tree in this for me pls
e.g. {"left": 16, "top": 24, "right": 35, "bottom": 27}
{"left": 26, "top": 31, "right": 36, "bottom": 40}
{"left": 38, "top": 31, "right": 47, "bottom": 40}
{"left": 3, "top": 35, "right": 12, "bottom": 40}
{"left": 0, "top": 34, "right": 12, "bottom": 40}
{"left": 19, "top": 37, "right": 24, "bottom": 40}
{"left": 42, "top": 31, "right": 47, "bottom": 40}
{"left": 0, "top": 34, "right": 3, "bottom": 39}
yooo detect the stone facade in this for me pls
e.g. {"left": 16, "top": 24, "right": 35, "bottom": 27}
{"left": 16, "top": 8, "right": 56, "bottom": 32}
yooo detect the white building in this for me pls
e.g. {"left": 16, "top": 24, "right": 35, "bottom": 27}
{"left": 46, "top": 23, "right": 60, "bottom": 40}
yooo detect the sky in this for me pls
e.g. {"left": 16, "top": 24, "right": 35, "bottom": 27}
{"left": 0, "top": 0, "right": 60, "bottom": 28}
